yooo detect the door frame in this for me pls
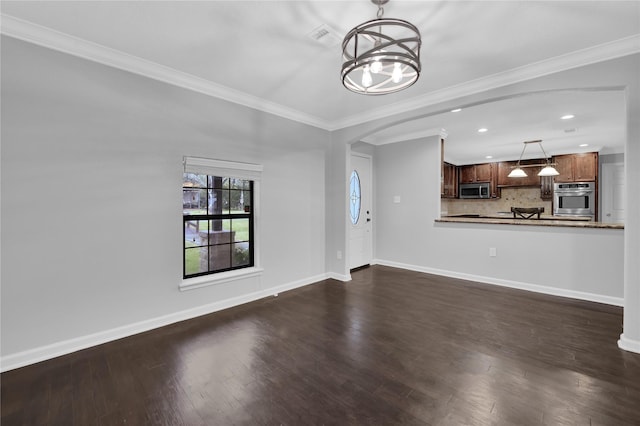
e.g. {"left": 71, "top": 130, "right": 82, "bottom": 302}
{"left": 601, "top": 161, "right": 625, "bottom": 224}
{"left": 348, "top": 151, "right": 373, "bottom": 271}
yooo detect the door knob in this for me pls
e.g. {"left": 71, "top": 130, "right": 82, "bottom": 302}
{"left": 367, "top": 218, "right": 371, "bottom": 222}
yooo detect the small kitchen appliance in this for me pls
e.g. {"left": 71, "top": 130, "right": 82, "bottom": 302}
{"left": 459, "top": 182, "right": 491, "bottom": 199}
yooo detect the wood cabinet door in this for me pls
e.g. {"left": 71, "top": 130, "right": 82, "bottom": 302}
{"left": 459, "top": 165, "right": 476, "bottom": 183}
{"left": 519, "top": 159, "right": 544, "bottom": 186}
{"left": 497, "top": 161, "right": 516, "bottom": 186}
{"left": 573, "top": 152, "right": 598, "bottom": 181}
{"left": 553, "top": 155, "right": 574, "bottom": 182}
{"left": 540, "top": 175, "right": 553, "bottom": 199}
{"left": 489, "top": 163, "right": 499, "bottom": 197}
{"left": 474, "top": 163, "right": 492, "bottom": 182}
{"left": 498, "top": 160, "right": 539, "bottom": 186}
{"left": 443, "top": 162, "right": 457, "bottom": 198}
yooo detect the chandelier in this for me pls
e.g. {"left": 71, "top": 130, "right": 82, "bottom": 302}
{"left": 341, "top": 0, "right": 421, "bottom": 95}
{"left": 508, "top": 140, "right": 560, "bottom": 178}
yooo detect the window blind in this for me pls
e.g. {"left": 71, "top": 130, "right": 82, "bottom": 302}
{"left": 183, "top": 156, "right": 263, "bottom": 181}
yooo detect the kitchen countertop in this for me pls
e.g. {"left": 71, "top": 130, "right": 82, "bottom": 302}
{"left": 437, "top": 214, "right": 624, "bottom": 229}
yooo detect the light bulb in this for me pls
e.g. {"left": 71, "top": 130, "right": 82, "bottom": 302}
{"left": 371, "top": 59, "right": 382, "bottom": 74}
{"left": 362, "top": 65, "right": 373, "bottom": 88}
{"left": 392, "top": 62, "right": 403, "bottom": 83}
{"left": 371, "top": 39, "right": 383, "bottom": 74}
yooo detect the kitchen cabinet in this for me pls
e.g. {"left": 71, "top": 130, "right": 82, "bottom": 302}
{"left": 475, "top": 163, "right": 493, "bottom": 182}
{"left": 459, "top": 165, "right": 475, "bottom": 184}
{"left": 440, "top": 139, "right": 458, "bottom": 198}
{"left": 553, "top": 155, "right": 573, "bottom": 182}
{"left": 489, "top": 163, "right": 499, "bottom": 198}
{"left": 459, "top": 163, "right": 492, "bottom": 183}
{"left": 553, "top": 152, "right": 598, "bottom": 182}
{"left": 574, "top": 153, "right": 598, "bottom": 181}
{"left": 497, "top": 160, "right": 540, "bottom": 187}
{"left": 540, "top": 175, "right": 553, "bottom": 200}
{"left": 442, "top": 162, "right": 458, "bottom": 198}
{"left": 459, "top": 162, "right": 498, "bottom": 197}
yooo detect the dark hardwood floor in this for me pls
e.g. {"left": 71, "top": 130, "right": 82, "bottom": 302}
{"left": 2, "top": 265, "right": 640, "bottom": 425}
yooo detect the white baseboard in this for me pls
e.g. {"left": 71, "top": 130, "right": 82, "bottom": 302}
{"left": 326, "top": 272, "right": 351, "bottom": 282}
{"left": 618, "top": 334, "right": 640, "bottom": 354}
{"left": 0, "top": 273, "right": 329, "bottom": 372}
{"left": 2, "top": 263, "right": 625, "bottom": 372}
{"left": 372, "top": 258, "right": 624, "bottom": 307}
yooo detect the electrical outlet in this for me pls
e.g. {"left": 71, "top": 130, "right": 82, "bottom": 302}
{"left": 337, "top": 250, "right": 342, "bottom": 260}
{"left": 489, "top": 247, "right": 497, "bottom": 257}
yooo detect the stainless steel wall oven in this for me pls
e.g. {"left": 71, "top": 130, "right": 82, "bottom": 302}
{"left": 553, "top": 182, "right": 595, "bottom": 218}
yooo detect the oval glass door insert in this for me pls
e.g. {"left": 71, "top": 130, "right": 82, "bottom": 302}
{"left": 350, "top": 170, "right": 361, "bottom": 225}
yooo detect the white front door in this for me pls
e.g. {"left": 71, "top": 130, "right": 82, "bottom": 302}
{"left": 601, "top": 162, "right": 625, "bottom": 223}
{"left": 349, "top": 153, "right": 373, "bottom": 269}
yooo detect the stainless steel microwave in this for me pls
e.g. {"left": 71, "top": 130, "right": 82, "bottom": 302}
{"left": 459, "top": 182, "right": 490, "bottom": 199}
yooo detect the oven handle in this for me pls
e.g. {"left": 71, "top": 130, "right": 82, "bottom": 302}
{"left": 555, "top": 191, "right": 594, "bottom": 196}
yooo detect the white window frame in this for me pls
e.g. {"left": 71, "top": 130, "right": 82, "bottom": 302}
{"left": 180, "top": 156, "right": 263, "bottom": 291}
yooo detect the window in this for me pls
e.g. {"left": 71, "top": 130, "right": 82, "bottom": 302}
{"left": 349, "top": 170, "right": 361, "bottom": 225}
{"left": 182, "top": 157, "right": 262, "bottom": 283}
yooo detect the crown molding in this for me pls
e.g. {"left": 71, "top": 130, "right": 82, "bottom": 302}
{"left": 0, "top": 14, "right": 333, "bottom": 130}
{"left": 2, "top": 13, "right": 638, "bottom": 133}
{"left": 361, "top": 127, "right": 444, "bottom": 145}
{"left": 329, "top": 34, "right": 640, "bottom": 131}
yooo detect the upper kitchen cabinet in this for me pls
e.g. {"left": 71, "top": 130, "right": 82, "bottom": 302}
{"left": 441, "top": 139, "right": 458, "bottom": 199}
{"left": 553, "top": 155, "right": 573, "bottom": 181}
{"left": 459, "top": 163, "right": 492, "bottom": 183}
{"left": 442, "top": 162, "right": 458, "bottom": 198}
{"left": 459, "top": 162, "right": 498, "bottom": 197}
{"left": 553, "top": 152, "right": 598, "bottom": 182}
{"left": 498, "top": 160, "right": 540, "bottom": 187}
{"left": 574, "top": 153, "right": 599, "bottom": 181}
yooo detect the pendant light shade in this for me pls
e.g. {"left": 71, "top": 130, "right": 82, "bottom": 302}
{"left": 342, "top": 0, "right": 421, "bottom": 95}
{"left": 508, "top": 167, "right": 528, "bottom": 178}
{"left": 538, "top": 164, "right": 560, "bottom": 177}
{"left": 508, "top": 140, "right": 559, "bottom": 178}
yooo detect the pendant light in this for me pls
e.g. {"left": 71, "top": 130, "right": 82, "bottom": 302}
{"left": 507, "top": 167, "right": 528, "bottom": 178}
{"left": 341, "top": 0, "right": 421, "bottom": 95}
{"left": 538, "top": 164, "right": 560, "bottom": 177}
{"left": 508, "top": 140, "right": 560, "bottom": 178}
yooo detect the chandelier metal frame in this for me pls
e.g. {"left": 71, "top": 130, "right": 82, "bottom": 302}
{"left": 341, "top": 0, "right": 421, "bottom": 95}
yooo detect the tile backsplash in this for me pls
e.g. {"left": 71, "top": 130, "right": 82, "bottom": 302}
{"left": 442, "top": 187, "right": 552, "bottom": 216}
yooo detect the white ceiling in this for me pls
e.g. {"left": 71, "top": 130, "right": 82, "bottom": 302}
{"left": 1, "top": 1, "right": 638, "bottom": 164}
{"left": 362, "top": 89, "right": 627, "bottom": 164}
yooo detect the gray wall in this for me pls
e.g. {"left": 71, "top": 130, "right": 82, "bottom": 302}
{"left": 1, "top": 37, "right": 330, "bottom": 360}
{"left": 332, "top": 54, "right": 640, "bottom": 352}
{"left": 600, "top": 153, "right": 624, "bottom": 164}
{"left": 2, "top": 36, "right": 639, "bottom": 366}
{"left": 373, "top": 137, "right": 624, "bottom": 302}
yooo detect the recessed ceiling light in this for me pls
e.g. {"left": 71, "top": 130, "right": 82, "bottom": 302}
{"left": 561, "top": 114, "right": 575, "bottom": 120}
{"left": 579, "top": 143, "right": 589, "bottom": 147}
{"left": 478, "top": 128, "right": 488, "bottom": 133}
{"left": 451, "top": 108, "right": 462, "bottom": 113}
{"left": 485, "top": 155, "right": 493, "bottom": 159}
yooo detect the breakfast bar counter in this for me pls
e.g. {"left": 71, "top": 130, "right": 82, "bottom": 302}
{"left": 436, "top": 215, "right": 624, "bottom": 229}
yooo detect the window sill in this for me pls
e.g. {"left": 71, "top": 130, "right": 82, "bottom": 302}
{"left": 180, "top": 267, "right": 264, "bottom": 291}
